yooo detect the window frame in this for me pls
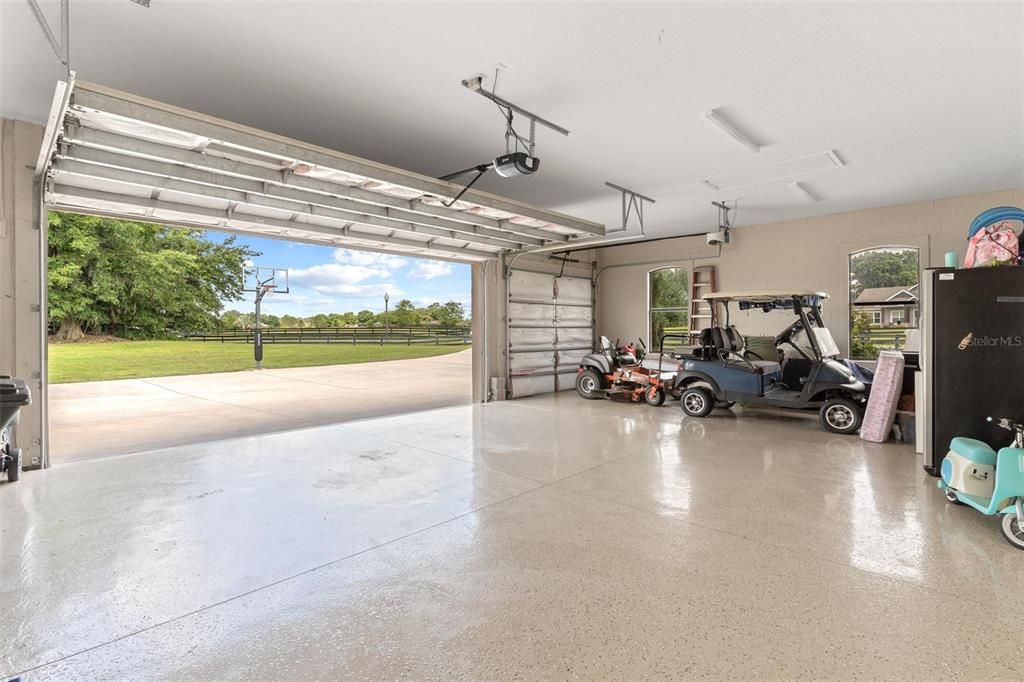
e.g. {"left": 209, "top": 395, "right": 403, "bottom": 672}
{"left": 647, "top": 266, "right": 690, "bottom": 350}
{"left": 848, "top": 245, "right": 921, "bottom": 360}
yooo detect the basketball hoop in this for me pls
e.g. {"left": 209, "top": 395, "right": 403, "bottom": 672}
{"left": 257, "top": 283, "right": 277, "bottom": 300}
{"left": 241, "top": 264, "right": 289, "bottom": 369}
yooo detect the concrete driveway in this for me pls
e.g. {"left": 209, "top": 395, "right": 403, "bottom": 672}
{"left": 48, "top": 349, "right": 471, "bottom": 464}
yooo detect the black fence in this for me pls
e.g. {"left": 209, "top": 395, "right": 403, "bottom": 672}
{"left": 183, "top": 325, "right": 471, "bottom": 346}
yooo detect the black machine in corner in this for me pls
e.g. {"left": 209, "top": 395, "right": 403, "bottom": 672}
{"left": 1, "top": 376, "right": 32, "bottom": 482}
{"left": 921, "top": 266, "right": 1024, "bottom": 476}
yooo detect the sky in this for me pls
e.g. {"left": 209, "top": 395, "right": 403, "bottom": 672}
{"left": 206, "top": 231, "right": 471, "bottom": 318}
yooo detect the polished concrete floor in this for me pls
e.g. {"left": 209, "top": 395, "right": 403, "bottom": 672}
{"left": 3, "top": 395, "right": 1022, "bottom": 679}
{"left": 48, "top": 350, "right": 471, "bottom": 464}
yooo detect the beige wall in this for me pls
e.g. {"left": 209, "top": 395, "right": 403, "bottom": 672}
{"left": 596, "top": 188, "right": 1024, "bottom": 356}
{"left": 0, "top": 119, "right": 46, "bottom": 467}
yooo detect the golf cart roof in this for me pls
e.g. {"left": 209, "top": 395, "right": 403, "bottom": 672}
{"left": 703, "top": 290, "right": 829, "bottom": 303}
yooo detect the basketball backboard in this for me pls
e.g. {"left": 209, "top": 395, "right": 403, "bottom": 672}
{"left": 242, "top": 264, "right": 290, "bottom": 295}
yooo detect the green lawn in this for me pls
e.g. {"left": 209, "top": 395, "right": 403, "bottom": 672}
{"left": 49, "top": 340, "right": 470, "bottom": 383}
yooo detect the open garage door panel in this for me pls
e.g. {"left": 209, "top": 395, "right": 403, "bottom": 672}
{"left": 38, "top": 78, "right": 604, "bottom": 263}
{"left": 508, "top": 270, "right": 594, "bottom": 398}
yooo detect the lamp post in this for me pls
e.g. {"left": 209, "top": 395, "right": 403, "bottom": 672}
{"left": 384, "top": 292, "right": 390, "bottom": 337}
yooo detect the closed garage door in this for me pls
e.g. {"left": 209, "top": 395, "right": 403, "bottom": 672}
{"left": 508, "top": 269, "right": 593, "bottom": 397}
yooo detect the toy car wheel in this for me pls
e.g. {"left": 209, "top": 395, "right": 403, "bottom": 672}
{"left": 714, "top": 400, "right": 735, "bottom": 410}
{"left": 575, "top": 369, "right": 605, "bottom": 400}
{"left": 644, "top": 387, "right": 666, "bottom": 407}
{"left": 6, "top": 448, "right": 20, "bottom": 483}
{"left": 944, "top": 488, "right": 963, "bottom": 505}
{"left": 681, "top": 387, "right": 714, "bottom": 418}
{"left": 1000, "top": 513, "right": 1024, "bottom": 550}
{"left": 819, "top": 398, "right": 862, "bottom": 434}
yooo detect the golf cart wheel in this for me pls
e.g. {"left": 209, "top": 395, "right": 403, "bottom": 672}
{"left": 1000, "top": 513, "right": 1024, "bottom": 550}
{"left": 680, "top": 387, "right": 714, "bottom": 418}
{"left": 714, "top": 400, "right": 735, "bottom": 410}
{"left": 819, "top": 398, "right": 862, "bottom": 435}
{"left": 6, "top": 448, "right": 20, "bottom": 483}
{"left": 575, "top": 369, "right": 605, "bottom": 400}
{"left": 644, "top": 387, "right": 666, "bottom": 407}
{"left": 944, "top": 488, "right": 963, "bottom": 505}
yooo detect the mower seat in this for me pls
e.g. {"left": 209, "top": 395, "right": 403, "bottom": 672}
{"left": 615, "top": 351, "right": 637, "bottom": 366}
{"left": 711, "top": 327, "right": 781, "bottom": 375}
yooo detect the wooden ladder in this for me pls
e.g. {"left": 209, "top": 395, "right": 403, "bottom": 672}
{"left": 689, "top": 265, "right": 718, "bottom": 344}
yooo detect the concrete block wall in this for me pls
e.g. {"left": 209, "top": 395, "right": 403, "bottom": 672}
{"left": 1, "top": 119, "right": 46, "bottom": 468}
{"left": 595, "top": 188, "right": 1024, "bottom": 356}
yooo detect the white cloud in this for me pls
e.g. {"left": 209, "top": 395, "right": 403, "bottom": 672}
{"left": 289, "top": 261, "right": 397, "bottom": 294}
{"left": 408, "top": 261, "right": 454, "bottom": 280}
{"left": 333, "top": 249, "right": 407, "bottom": 271}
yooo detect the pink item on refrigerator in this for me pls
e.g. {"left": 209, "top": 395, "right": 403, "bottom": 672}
{"left": 964, "top": 220, "right": 1020, "bottom": 268}
{"left": 860, "top": 350, "right": 905, "bottom": 443}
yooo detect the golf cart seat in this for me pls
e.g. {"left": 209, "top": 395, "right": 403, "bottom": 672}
{"left": 709, "top": 327, "right": 781, "bottom": 375}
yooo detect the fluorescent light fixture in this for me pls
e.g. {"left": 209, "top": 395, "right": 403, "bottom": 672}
{"left": 790, "top": 181, "right": 820, "bottom": 203}
{"left": 700, "top": 150, "right": 844, "bottom": 191}
{"left": 704, "top": 108, "right": 760, "bottom": 154}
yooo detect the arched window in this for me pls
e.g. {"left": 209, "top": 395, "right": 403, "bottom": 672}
{"left": 849, "top": 246, "right": 920, "bottom": 359}
{"left": 648, "top": 267, "right": 689, "bottom": 347}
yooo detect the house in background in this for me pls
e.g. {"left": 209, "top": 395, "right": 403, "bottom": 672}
{"left": 853, "top": 284, "right": 919, "bottom": 326}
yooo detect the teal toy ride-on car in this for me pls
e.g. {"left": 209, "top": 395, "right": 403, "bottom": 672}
{"left": 939, "top": 417, "right": 1024, "bottom": 550}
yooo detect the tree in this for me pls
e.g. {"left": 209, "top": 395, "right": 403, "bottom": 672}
{"left": 309, "top": 313, "right": 332, "bottom": 328}
{"left": 850, "top": 311, "right": 880, "bottom": 359}
{"left": 219, "top": 309, "right": 247, "bottom": 329}
{"left": 426, "top": 301, "right": 466, "bottom": 326}
{"left": 849, "top": 249, "right": 919, "bottom": 297}
{"left": 356, "top": 310, "right": 375, "bottom": 325}
{"left": 48, "top": 213, "right": 258, "bottom": 341}
{"left": 390, "top": 299, "right": 417, "bottom": 326}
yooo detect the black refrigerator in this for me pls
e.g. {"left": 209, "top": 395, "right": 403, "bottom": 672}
{"left": 922, "top": 266, "right": 1024, "bottom": 476}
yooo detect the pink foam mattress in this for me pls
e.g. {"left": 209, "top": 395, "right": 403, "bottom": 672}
{"left": 860, "top": 350, "right": 905, "bottom": 443}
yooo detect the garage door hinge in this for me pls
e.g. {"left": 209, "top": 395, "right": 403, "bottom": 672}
{"left": 31, "top": 370, "right": 41, "bottom": 379}
{"left": 30, "top": 304, "right": 41, "bottom": 312}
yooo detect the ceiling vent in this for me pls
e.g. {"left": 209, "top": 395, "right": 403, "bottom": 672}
{"left": 700, "top": 150, "right": 844, "bottom": 191}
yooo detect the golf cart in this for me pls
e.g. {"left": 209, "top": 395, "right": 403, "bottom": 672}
{"left": 576, "top": 336, "right": 677, "bottom": 406}
{"left": 672, "top": 290, "right": 868, "bottom": 434}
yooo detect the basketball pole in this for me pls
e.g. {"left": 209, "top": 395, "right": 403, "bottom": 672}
{"left": 254, "top": 285, "right": 268, "bottom": 370}
{"left": 244, "top": 265, "right": 287, "bottom": 371}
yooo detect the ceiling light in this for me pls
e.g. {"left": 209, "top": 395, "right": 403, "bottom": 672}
{"left": 129, "top": 0, "right": 151, "bottom": 7}
{"left": 703, "top": 109, "right": 760, "bottom": 154}
{"left": 790, "top": 181, "right": 820, "bottom": 203}
{"left": 700, "top": 150, "right": 844, "bottom": 191}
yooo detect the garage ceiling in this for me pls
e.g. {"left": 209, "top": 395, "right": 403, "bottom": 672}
{"left": 3, "top": 1, "right": 1023, "bottom": 238}
{"left": 42, "top": 79, "right": 603, "bottom": 262}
